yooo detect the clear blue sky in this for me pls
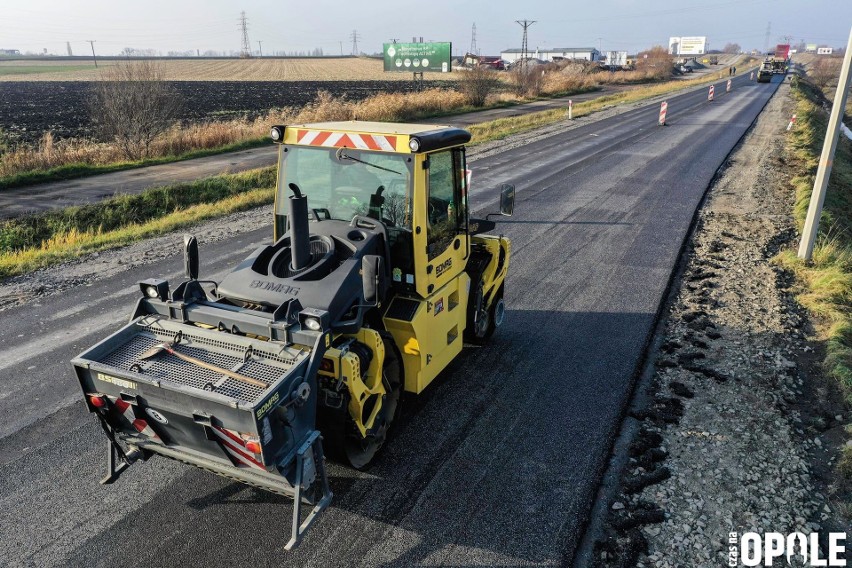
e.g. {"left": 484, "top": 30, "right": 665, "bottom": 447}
{"left": 1, "top": 0, "right": 849, "bottom": 56}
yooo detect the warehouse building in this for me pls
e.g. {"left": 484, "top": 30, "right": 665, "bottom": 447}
{"left": 500, "top": 47, "right": 600, "bottom": 64}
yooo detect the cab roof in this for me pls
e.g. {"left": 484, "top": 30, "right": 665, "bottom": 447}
{"left": 278, "top": 120, "right": 471, "bottom": 154}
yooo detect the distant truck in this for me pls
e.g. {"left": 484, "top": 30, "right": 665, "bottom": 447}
{"left": 775, "top": 44, "right": 791, "bottom": 61}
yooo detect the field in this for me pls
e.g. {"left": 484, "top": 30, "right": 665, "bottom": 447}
{"left": 0, "top": 57, "right": 432, "bottom": 82}
{"left": 0, "top": 80, "right": 450, "bottom": 144}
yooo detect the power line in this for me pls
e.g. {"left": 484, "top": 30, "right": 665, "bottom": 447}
{"left": 350, "top": 29, "right": 360, "bottom": 55}
{"left": 516, "top": 20, "right": 535, "bottom": 71}
{"left": 238, "top": 11, "right": 251, "bottom": 58}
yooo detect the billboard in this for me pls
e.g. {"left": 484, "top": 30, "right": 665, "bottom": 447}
{"left": 669, "top": 36, "right": 707, "bottom": 55}
{"left": 817, "top": 47, "right": 833, "bottom": 55}
{"left": 680, "top": 37, "right": 707, "bottom": 55}
{"left": 383, "top": 42, "right": 452, "bottom": 73}
{"left": 605, "top": 51, "right": 628, "bottom": 66}
{"left": 806, "top": 43, "right": 818, "bottom": 52}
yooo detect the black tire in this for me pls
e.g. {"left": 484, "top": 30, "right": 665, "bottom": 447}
{"left": 322, "top": 333, "right": 402, "bottom": 470}
{"left": 464, "top": 278, "right": 489, "bottom": 344}
{"left": 465, "top": 280, "right": 504, "bottom": 344}
{"left": 484, "top": 284, "right": 505, "bottom": 339}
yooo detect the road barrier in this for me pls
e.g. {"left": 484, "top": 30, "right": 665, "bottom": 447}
{"left": 708, "top": 85, "right": 715, "bottom": 101}
{"left": 727, "top": 79, "right": 732, "bottom": 93}
{"left": 568, "top": 99, "right": 573, "bottom": 120}
{"left": 659, "top": 101, "right": 668, "bottom": 126}
{"left": 787, "top": 113, "right": 797, "bottom": 131}
{"left": 750, "top": 71, "right": 755, "bottom": 81}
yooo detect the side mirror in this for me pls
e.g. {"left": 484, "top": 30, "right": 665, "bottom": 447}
{"left": 362, "top": 255, "right": 385, "bottom": 305}
{"left": 499, "top": 184, "right": 515, "bottom": 216}
{"left": 184, "top": 234, "right": 199, "bottom": 280}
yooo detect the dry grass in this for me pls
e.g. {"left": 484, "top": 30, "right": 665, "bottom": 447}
{"left": 0, "top": 57, "right": 426, "bottom": 82}
{"left": 0, "top": 111, "right": 290, "bottom": 181}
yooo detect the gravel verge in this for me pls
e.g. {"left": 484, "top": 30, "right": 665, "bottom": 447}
{"left": 591, "top": 80, "right": 852, "bottom": 566}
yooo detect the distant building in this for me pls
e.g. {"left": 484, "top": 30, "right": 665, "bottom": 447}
{"left": 668, "top": 37, "right": 708, "bottom": 55}
{"left": 500, "top": 47, "right": 600, "bottom": 64}
{"left": 0, "top": 49, "right": 21, "bottom": 56}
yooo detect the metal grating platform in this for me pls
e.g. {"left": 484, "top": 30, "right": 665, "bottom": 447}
{"left": 88, "top": 317, "right": 307, "bottom": 405}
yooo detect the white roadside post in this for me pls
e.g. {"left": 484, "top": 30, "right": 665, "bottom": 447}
{"left": 659, "top": 101, "right": 668, "bottom": 126}
{"left": 798, "top": 25, "right": 852, "bottom": 260}
{"left": 727, "top": 78, "right": 732, "bottom": 93}
{"left": 750, "top": 71, "right": 755, "bottom": 81}
{"left": 568, "top": 99, "right": 573, "bottom": 120}
{"left": 708, "top": 85, "right": 715, "bottom": 101}
{"left": 787, "top": 114, "right": 797, "bottom": 131}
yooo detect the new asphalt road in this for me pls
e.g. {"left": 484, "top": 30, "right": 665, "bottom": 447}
{"left": 0, "top": 72, "right": 781, "bottom": 566}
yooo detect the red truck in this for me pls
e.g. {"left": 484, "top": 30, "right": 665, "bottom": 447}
{"left": 775, "top": 44, "right": 791, "bottom": 60}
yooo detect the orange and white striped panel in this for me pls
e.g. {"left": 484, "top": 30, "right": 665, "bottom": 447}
{"left": 296, "top": 129, "right": 398, "bottom": 152}
{"left": 211, "top": 425, "right": 265, "bottom": 471}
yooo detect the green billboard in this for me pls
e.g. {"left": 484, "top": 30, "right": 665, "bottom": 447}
{"left": 383, "top": 42, "right": 452, "bottom": 73}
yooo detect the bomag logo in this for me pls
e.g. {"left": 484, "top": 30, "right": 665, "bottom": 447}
{"left": 250, "top": 280, "right": 300, "bottom": 296}
{"left": 256, "top": 392, "right": 280, "bottom": 419}
{"left": 435, "top": 258, "right": 453, "bottom": 277}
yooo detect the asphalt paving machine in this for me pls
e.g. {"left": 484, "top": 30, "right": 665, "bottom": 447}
{"left": 71, "top": 120, "right": 513, "bottom": 548}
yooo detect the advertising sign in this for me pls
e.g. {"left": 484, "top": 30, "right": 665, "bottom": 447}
{"left": 678, "top": 36, "right": 707, "bottom": 55}
{"left": 383, "top": 42, "right": 452, "bottom": 73}
{"left": 817, "top": 47, "right": 833, "bottom": 55}
{"left": 806, "top": 43, "right": 818, "bottom": 52}
{"left": 605, "top": 51, "right": 628, "bottom": 66}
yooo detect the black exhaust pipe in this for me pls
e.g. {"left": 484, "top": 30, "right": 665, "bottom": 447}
{"left": 288, "top": 183, "right": 311, "bottom": 271}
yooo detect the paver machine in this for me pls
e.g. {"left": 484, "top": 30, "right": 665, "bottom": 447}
{"left": 71, "top": 120, "right": 514, "bottom": 548}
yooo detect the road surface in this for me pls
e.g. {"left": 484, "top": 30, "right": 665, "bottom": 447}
{"left": 0, "top": 72, "right": 782, "bottom": 566}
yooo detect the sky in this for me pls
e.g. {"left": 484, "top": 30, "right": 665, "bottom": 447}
{"left": 1, "top": 0, "right": 850, "bottom": 57}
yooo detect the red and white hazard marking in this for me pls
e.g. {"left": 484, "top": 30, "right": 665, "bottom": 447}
{"left": 109, "top": 397, "right": 161, "bottom": 442}
{"left": 659, "top": 101, "right": 668, "bottom": 126}
{"left": 212, "top": 425, "right": 265, "bottom": 470}
{"left": 787, "top": 113, "right": 797, "bottom": 131}
{"left": 296, "top": 129, "right": 397, "bottom": 151}
{"left": 708, "top": 85, "right": 715, "bottom": 101}
{"left": 727, "top": 79, "right": 732, "bottom": 92}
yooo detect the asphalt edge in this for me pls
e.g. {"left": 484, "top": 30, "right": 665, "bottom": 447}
{"left": 569, "top": 75, "right": 786, "bottom": 567}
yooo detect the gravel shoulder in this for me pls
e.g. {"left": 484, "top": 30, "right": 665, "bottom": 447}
{"left": 592, "top": 80, "right": 852, "bottom": 566}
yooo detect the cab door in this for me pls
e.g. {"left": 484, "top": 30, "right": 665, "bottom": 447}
{"left": 420, "top": 147, "right": 468, "bottom": 295}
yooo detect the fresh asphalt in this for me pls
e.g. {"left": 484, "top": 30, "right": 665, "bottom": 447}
{"left": 0, "top": 72, "right": 781, "bottom": 566}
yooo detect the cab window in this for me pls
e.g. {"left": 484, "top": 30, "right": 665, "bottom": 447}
{"left": 426, "top": 149, "right": 464, "bottom": 260}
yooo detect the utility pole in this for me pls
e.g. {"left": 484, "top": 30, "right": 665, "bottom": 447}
{"left": 86, "top": 40, "right": 97, "bottom": 67}
{"left": 516, "top": 20, "right": 535, "bottom": 72}
{"left": 389, "top": 38, "right": 399, "bottom": 44}
{"left": 798, "top": 25, "right": 852, "bottom": 261}
{"left": 339, "top": 41, "right": 343, "bottom": 55}
{"left": 350, "top": 30, "right": 360, "bottom": 55}
{"left": 239, "top": 11, "right": 252, "bottom": 58}
{"left": 257, "top": 40, "right": 263, "bottom": 57}
{"left": 470, "top": 23, "right": 477, "bottom": 55}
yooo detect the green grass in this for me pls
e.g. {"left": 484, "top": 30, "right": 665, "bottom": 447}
{"left": 0, "top": 167, "right": 275, "bottom": 277}
{"left": 0, "top": 137, "right": 269, "bottom": 191}
{"left": 0, "top": 65, "right": 93, "bottom": 75}
{"left": 775, "top": 78, "right": 852, "bottom": 402}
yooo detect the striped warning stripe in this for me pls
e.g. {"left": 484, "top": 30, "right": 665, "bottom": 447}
{"left": 296, "top": 129, "right": 397, "bottom": 151}
{"left": 110, "top": 397, "right": 162, "bottom": 442}
{"left": 211, "top": 425, "right": 265, "bottom": 470}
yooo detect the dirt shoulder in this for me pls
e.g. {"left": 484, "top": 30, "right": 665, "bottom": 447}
{"left": 592, "top": 80, "right": 852, "bottom": 566}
